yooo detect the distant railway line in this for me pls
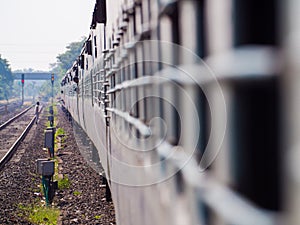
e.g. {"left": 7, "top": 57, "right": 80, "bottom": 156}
{"left": 0, "top": 105, "right": 34, "bottom": 130}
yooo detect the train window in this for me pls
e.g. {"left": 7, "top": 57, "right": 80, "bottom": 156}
{"left": 95, "top": 47, "right": 98, "bottom": 58}
{"left": 80, "top": 55, "right": 85, "bottom": 69}
{"left": 86, "top": 40, "right": 93, "bottom": 55}
{"left": 225, "top": 0, "right": 280, "bottom": 212}
{"left": 94, "top": 35, "right": 98, "bottom": 58}
{"left": 95, "top": 0, "right": 107, "bottom": 24}
{"left": 94, "top": 35, "right": 97, "bottom": 46}
{"left": 231, "top": 78, "right": 281, "bottom": 211}
{"left": 233, "top": 0, "right": 277, "bottom": 46}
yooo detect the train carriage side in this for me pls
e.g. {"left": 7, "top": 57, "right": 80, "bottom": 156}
{"left": 81, "top": 25, "right": 111, "bottom": 178}
{"left": 100, "top": 0, "right": 283, "bottom": 224}
{"left": 60, "top": 0, "right": 298, "bottom": 224}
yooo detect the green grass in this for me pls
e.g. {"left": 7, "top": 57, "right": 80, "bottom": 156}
{"left": 55, "top": 127, "right": 66, "bottom": 144}
{"left": 45, "top": 120, "right": 51, "bottom": 127}
{"left": 29, "top": 206, "right": 59, "bottom": 225}
{"left": 45, "top": 120, "right": 57, "bottom": 127}
{"left": 94, "top": 214, "right": 105, "bottom": 220}
{"left": 58, "top": 175, "right": 70, "bottom": 190}
{"left": 73, "top": 190, "right": 81, "bottom": 196}
{"left": 55, "top": 127, "right": 65, "bottom": 136}
{"left": 18, "top": 204, "right": 60, "bottom": 225}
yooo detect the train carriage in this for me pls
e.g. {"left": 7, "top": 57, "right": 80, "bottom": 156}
{"left": 60, "top": 0, "right": 300, "bottom": 224}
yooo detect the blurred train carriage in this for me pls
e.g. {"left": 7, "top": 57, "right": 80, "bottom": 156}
{"left": 60, "top": 0, "right": 300, "bottom": 224}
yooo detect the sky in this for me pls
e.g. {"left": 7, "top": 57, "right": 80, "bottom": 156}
{"left": 0, "top": 0, "right": 95, "bottom": 72}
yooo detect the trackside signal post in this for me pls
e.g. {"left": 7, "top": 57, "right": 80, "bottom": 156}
{"left": 49, "top": 74, "right": 55, "bottom": 156}
{"left": 49, "top": 74, "right": 55, "bottom": 157}
{"left": 36, "top": 74, "right": 57, "bottom": 206}
{"left": 21, "top": 74, "right": 24, "bottom": 105}
{"left": 51, "top": 74, "right": 54, "bottom": 108}
{"left": 36, "top": 159, "right": 57, "bottom": 206}
{"left": 37, "top": 109, "right": 57, "bottom": 205}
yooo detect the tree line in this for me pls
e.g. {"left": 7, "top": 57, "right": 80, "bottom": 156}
{"left": 0, "top": 55, "right": 14, "bottom": 101}
{"left": 0, "top": 37, "right": 85, "bottom": 101}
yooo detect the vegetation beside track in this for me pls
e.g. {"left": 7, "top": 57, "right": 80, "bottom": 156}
{"left": 18, "top": 203, "right": 59, "bottom": 225}
{"left": 16, "top": 103, "right": 63, "bottom": 224}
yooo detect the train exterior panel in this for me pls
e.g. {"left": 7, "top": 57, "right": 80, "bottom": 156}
{"left": 60, "top": 0, "right": 300, "bottom": 224}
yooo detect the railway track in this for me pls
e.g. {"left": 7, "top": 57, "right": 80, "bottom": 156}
{"left": 0, "top": 105, "right": 34, "bottom": 130}
{"left": 0, "top": 105, "right": 42, "bottom": 170}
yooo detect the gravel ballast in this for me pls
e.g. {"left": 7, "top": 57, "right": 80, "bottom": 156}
{"left": 0, "top": 104, "right": 116, "bottom": 224}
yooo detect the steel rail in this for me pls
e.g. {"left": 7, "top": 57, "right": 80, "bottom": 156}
{"left": 0, "top": 105, "right": 34, "bottom": 131}
{"left": 0, "top": 106, "right": 43, "bottom": 170}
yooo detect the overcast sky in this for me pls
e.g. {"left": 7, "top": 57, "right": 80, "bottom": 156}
{"left": 0, "top": 0, "right": 95, "bottom": 71}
